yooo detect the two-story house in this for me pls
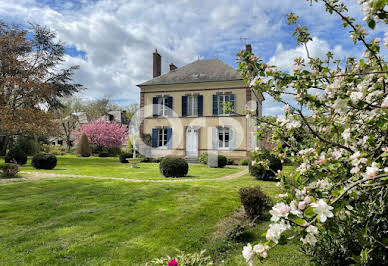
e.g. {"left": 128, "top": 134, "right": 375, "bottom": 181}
{"left": 137, "top": 45, "right": 264, "bottom": 161}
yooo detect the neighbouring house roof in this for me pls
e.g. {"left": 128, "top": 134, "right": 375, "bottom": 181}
{"left": 138, "top": 59, "right": 243, "bottom": 86}
{"left": 72, "top": 112, "right": 89, "bottom": 124}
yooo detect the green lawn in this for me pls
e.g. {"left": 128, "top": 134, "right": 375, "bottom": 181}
{"left": 0, "top": 158, "right": 310, "bottom": 265}
{"left": 20, "top": 155, "right": 241, "bottom": 180}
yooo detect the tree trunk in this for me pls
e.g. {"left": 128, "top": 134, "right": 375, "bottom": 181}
{"left": 0, "top": 135, "right": 10, "bottom": 156}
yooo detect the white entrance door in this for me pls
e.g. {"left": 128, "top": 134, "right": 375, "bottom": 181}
{"left": 186, "top": 128, "right": 198, "bottom": 158}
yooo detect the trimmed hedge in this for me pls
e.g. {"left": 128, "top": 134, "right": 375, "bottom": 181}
{"left": 239, "top": 186, "right": 272, "bottom": 221}
{"left": 5, "top": 146, "right": 27, "bottom": 165}
{"left": 249, "top": 150, "right": 282, "bottom": 180}
{"left": 31, "top": 153, "right": 57, "bottom": 170}
{"left": 0, "top": 163, "right": 19, "bottom": 178}
{"left": 159, "top": 157, "right": 188, "bottom": 178}
{"left": 98, "top": 151, "right": 110, "bottom": 157}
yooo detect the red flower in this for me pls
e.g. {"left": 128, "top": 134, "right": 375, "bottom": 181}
{"left": 168, "top": 259, "right": 178, "bottom": 266}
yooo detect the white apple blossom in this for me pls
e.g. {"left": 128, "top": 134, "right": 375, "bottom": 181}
{"left": 266, "top": 221, "right": 290, "bottom": 244}
{"left": 366, "top": 162, "right": 379, "bottom": 178}
{"left": 306, "top": 225, "right": 318, "bottom": 235}
{"left": 332, "top": 98, "right": 348, "bottom": 114}
{"left": 242, "top": 243, "right": 254, "bottom": 265}
{"left": 296, "top": 162, "right": 309, "bottom": 174}
{"left": 342, "top": 128, "right": 351, "bottom": 142}
{"left": 290, "top": 200, "right": 303, "bottom": 217}
{"left": 270, "top": 202, "right": 291, "bottom": 221}
{"left": 311, "top": 199, "right": 334, "bottom": 222}
{"left": 300, "top": 233, "right": 317, "bottom": 245}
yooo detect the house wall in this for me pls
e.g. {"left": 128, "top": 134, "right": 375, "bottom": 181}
{"left": 139, "top": 80, "right": 263, "bottom": 160}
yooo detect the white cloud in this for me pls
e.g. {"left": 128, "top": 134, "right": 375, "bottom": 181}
{"left": 0, "top": 0, "right": 375, "bottom": 108}
{"left": 268, "top": 37, "right": 348, "bottom": 73}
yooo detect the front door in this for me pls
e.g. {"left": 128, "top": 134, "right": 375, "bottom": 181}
{"left": 186, "top": 128, "right": 198, "bottom": 158}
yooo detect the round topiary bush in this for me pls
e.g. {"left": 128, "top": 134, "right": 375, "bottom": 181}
{"left": 119, "top": 153, "right": 129, "bottom": 163}
{"left": 31, "top": 153, "right": 57, "bottom": 170}
{"left": 159, "top": 157, "right": 188, "bottom": 178}
{"left": 217, "top": 155, "right": 227, "bottom": 168}
{"left": 249, "top": 149, "right": 282, "bottom": 180}
{"left": 5, "top": 146, "right": 27, "bottom": 165}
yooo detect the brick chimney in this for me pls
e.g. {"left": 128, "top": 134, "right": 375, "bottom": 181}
{"left": 153, "top": 49, "right": 161, "bottom": 78}
{"left": 169, "top": 63, "right": 177, "bottom": 71}
{"left": 246, "top": 44, "right": 252, "bottom": 53}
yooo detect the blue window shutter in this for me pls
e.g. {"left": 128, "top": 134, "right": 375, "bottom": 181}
{"left": 198, "top": 95, "right": 203, "bottom": 117}
{"left": 167, "top": 128, "right": 172, "bottom": 149}
{"left": 212, "top": 127, "right": 218, "bottom": 149}
{"left": 152, "top": 128, "right": 158, "bottom": 147}
{"left": 212, "top": 95, "right": 218, "bottom": 115}
{"left": 152, "top": 97, "right": 158, "bottom": 117}
{"left": 182, "top": 96, "right": 187, "bottom": 117}
{"left": 229, "top": 128, "right": 235, "bottom": 150}
{"left": 167, "top": 96, "right": 173, "bottom": 116}
{"left": 230, "top": 94, "right": 235, "bottom": 113}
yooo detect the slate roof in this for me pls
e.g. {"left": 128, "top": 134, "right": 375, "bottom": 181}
{"left": 138, "top": 58, "right": 242, "bottom": 86}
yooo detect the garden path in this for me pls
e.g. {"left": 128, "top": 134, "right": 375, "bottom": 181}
{"left": 1, "top": 167, "right": 248, "bottom": 184}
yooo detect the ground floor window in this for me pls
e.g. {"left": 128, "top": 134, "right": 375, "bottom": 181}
{"left": 158, "top": 128, "right": 168, "bottom": 147}
{"left": 218, "top": 127, "right": 230, "bottom": 149}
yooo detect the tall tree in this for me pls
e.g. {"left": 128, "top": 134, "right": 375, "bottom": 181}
{"left": 0, "top": 21, "right": 82, "bottom": 154}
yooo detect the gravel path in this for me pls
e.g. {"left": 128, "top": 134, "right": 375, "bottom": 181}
{"left": 0, "top": 168, "right": 248, "bottom": 184}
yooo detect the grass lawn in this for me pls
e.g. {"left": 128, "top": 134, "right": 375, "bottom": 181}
{"left": 20, "top": 155, "right": 241, "bottom": 180}
{"left": 0, "top": 159, "right": 309, "bottom": 265}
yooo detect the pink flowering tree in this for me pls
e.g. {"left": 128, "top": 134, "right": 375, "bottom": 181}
{"left": 239, "top": 0, "right": 387, "bottom": 265}
{"left": 74, "top": 120, "right": 127, "bottom": 150}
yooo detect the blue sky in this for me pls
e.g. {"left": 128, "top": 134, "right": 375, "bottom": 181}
{"left": 0, "top": 0, "right": 386, "bottom": 115}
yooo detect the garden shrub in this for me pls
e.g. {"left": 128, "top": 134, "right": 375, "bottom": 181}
{"left": 98, "top": 151, "right": 110, "bottom": 157}
{"left": 75, "top": 133, "right": 91, "bottom": 157}
{"left": 239, "top": 158, "right": 250, "bottom": 166}
{"left": 303, "top": 187, "right": 388, "bottom": 265}
{"left": 226, "top": 157, "right": 235, "bottom": 165}
{"left": 140, "top": 156, "right": 152, "bottom": 163}
{"left": 119, "top": 153, "right": 130, "bottom": 163}
{"left": 159, "top": 157, "right": 188, "bottom": 177}
{"left": 239, "top": 186, "right": 272, "bottom": 221}
{"left": 0, "top": 163, "right": 19, "bottom": 178}
{"left": 249, "top": 149, "right": 282, "bottom": 180}
{"left": 199, "top": 152, "right": 208, "bottom": 164}
{"left": 207, "top": 154, "right": 227, "bottom": 168}
{"left": 152, "top": 157, "right": 163, "bottom": 163}
{"left": 5, "top": 146, "right": 27, "bottom": 165}
{"left": 31, "top": 153, "right": 57, "bottom": 170}
{"left": 42, "top": 144, "right": 67, "bottom": 155}
{"left": 16, "top": 136, "right": 40, "bottom": 156}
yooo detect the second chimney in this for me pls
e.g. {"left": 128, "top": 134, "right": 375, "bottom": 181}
{"left": 246, "top": 44, "right": 252, "bottom": 53}
{"left": 153, "top": 49, "right": 161, "bottom": 78}
{"left": 169, "top": 63, "right": 177, "bottom": 71}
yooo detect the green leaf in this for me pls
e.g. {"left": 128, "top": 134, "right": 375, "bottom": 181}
{"left": 294, "top": 218, "right": 307, "bottom": 226}
{"left": 304, "top": 207, "right": 315, "bottom": 219}
{"left": 367, "top": 19, "right": 376, "bottom": 29}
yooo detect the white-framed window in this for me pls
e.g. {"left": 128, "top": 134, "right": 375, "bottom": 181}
{"left": 217, "top": 94, "right": 234, "bottom": 115}
{"left": 158, "top": 128, "right": 168, "bottom": 147}
{"left": 218, "top": 127, "right": 230, "bottom": 149}
{"left": 187, "top": 95, "right": 198, "bottom": 116}
{"left": 157, "top": 97, "right": 169, "bottom": 116}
